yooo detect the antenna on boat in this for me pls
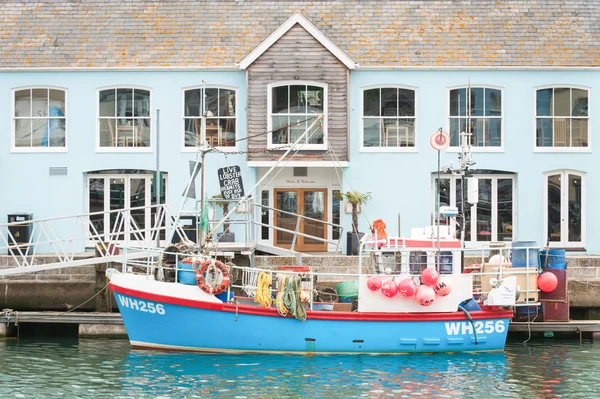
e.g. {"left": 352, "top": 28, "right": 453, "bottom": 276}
{"left": 430, "top": 127, "right": 450, "bottom": 269}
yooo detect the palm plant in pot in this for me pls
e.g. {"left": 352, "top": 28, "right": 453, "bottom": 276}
{"left": 212, "top": 194, "right": 235, "bottom": 242}
{"left": 336, "top": 190, "right": 371, "bottom": 255}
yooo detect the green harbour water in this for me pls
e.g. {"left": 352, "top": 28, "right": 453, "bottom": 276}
{"left": 1, "top": 337, "right": 599, "bottom": 398}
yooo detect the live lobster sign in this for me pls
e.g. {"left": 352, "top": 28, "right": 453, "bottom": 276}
{"left": 217, "top": 166, "right": 245, "bottom": 200}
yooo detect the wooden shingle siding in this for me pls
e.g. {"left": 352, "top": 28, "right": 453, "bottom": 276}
{"left": 247, "top": 24, "right": 348, "bottom": 162}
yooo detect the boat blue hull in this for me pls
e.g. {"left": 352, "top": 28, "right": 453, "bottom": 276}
{"left": 113, "top": 290, "right": 511, "bottom": 354}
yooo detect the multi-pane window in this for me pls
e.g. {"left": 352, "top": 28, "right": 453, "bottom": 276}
{"left": 362, "top": 87, "right": 415, "bottom": 148}
{"left": 269, "top": 83, "right": 325, "bottom": 147}
{"left": 98, "top": 88, "right": 151, "bottom": 148}
{"left": 536, "top": 87, "right": 588, "bottom": 148}
{"left": 545, "top": 170, "right": 585, "bottom": 248}
{"left": 184, "top": 87, "right": 236, "bottom": 148}
{"left": 435, "top": 174, "right": 515, "bottom": 245}
{"left": 13, "top": 88, "right": 66, "bottom": 149}
{"left": 449, "top": 87, "right": 502, "bottom": 147}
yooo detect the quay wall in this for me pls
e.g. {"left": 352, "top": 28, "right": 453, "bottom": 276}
{"left": 1, "top": 255, "right": 600, "bottom": 310}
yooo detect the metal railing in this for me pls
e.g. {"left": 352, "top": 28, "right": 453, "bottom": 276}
{"left": 0, "top": 204, "right": 187, "bottom": 276}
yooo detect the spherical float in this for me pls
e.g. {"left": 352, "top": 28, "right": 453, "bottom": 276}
{"left": 397, "top": 278, "right": 418, "bottom": 297}
{"left": 415, "top": 285, "right": 436, "bottom": 306}
{"left": 380, "top": 280, "right": 398, "bottom": 298}
{"left": 421, "top": 268, "right": 440, "bottom": 286}
{"left": 366, "top": 276, "right": 383, "bottom": 291}
{"left": 538, "top": 271, "right": 558, "bottom": 293}
{"left": 433, "top": 278, "right": 452, "bottom": 296}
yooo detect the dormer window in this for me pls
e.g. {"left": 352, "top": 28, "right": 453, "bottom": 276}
{"left": 268, "top": 83, "right": 327, "bottom": 150}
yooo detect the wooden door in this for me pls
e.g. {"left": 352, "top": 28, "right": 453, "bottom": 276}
{"left": 274, "top": 188, "right": 327, "bottom": 252}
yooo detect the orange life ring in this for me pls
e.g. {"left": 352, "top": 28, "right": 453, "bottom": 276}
{"left": 196, "top": 259, "right": 231, "bottom": 295}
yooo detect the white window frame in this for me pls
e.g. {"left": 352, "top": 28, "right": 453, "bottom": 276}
{"left": 433, "top": 173, "right": 516, "bottom": 248}
{"left": 267, "top": 81, "right": 328, "bottom": 151}
{"left": 86, "top": 173, "right": 168, "bottom": 247}
{"left": 543, "top": 170, "right": 586, "bottom": 249}
{"left": 533, "top": 85, "right": 591, "bottom": 153}
{"left": 447, "top": 85, "right": 504, "bottom": 153}
{"left": 96, "top": 86, "right": 152, "bottom": 153}
{"left": 360, "top": 85, "right": 418, "bottom": 153}
{"left": 11, "top": 86, "right": 68, "bottom": 153}
{"left": 181, "top": 85, "right": 238, "bottom": 153}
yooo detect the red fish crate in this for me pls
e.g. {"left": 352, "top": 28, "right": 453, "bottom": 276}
{"left": 543, "top": 302, "right": 570, "bottom": 322}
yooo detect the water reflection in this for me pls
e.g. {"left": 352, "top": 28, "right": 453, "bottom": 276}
{"left": 1, "top": 338, "right": 600, "bottom": 398}
{"left": 119, "top": 351, "right": 509, "bottom": 398}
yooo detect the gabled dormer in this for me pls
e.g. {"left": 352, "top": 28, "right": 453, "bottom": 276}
{"left": 240, "top": 13, "right": 355, "bottom": 166}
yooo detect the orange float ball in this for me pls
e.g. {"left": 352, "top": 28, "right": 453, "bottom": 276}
{"left": 538, "top": 271, "right": 558, "bottom": 293}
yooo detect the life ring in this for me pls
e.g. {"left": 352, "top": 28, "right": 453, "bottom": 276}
{"left": 196, "top": 259, "right": 231, "bottom": 295}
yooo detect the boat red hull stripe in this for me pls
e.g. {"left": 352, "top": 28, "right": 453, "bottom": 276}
{"left": 110, "top": 282, "right": 513, "bottom": 322}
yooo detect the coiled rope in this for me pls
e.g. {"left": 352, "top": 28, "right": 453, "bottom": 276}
{"left": 276, "top": 276, "right": 289, "bottom": 316}
{"left": 283, "top": 276, "right": 307, "bottom": 322}
{"left": 254, "top": 271, "right": 272, "bottom": 308}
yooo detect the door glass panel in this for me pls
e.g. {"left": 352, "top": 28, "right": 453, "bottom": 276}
{"left": 261, "top": 190, "right": 269, "bottom": 240}
{"left": 332, "top": 190, "right": 340, "bottom": 241}
{"left": 456, "top": 180, "right": 471, "bottom": 241}
{"left": 109, "top": 178, "right": 126, "bottom": 241}
{"left": 151, "top": 174, "right": 167, "bottom": 241}
{"left": 476, "top": 179, "right": 492, "bottom": 242}
{"left": 497, "top": 179, "right": 513, "bottom": 242}
{"left": 547, "top": 174, "right": 561, "bottom": 242}
{"left": 275, "top": 191, "right": 297, "bottom": 246}
{"left": 568, "top": 174, "right": 582, "bottom": 242}
{"left": 89, "top": 178, "right": 105, "bottom": 238}
{"left": 303, "top": 191, "right": 325, "bottom": 246}
{"left": 130, "top": 178, "right": 146, "bottom": 241}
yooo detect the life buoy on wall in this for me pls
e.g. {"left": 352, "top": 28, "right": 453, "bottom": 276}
{"left": 196, "top": 259, "right": 231, "bottom": 295}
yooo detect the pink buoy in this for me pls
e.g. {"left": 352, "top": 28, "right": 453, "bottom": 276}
{"left": 366, "top": 276, "right": 382, "bottom": 291}
{"left": 397, "top": 278, "right": 418, "bottom": 297}
{"left": 415, "top": 285, "right": 436, "bottom": 306}
{"left": 538, "top": 271, "right": 558, "bottom": 293}
{"left": 421, "top": 268, "right": 440, "bottom": 286}
{"left": 433, "top": 278, "right": 452, "bottom": 296}
{"left": 380, "top": 280, "right": 398, "bottom": 298}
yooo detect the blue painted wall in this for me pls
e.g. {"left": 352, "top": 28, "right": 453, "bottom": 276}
{"left": 1, "top": 69, "right": 597, "bottom": 253}
{"left": 0, "top": 71, "right": 253, "bottom": 250}
{"left": 347, "top": 70, "right": 596, "bottom": 252}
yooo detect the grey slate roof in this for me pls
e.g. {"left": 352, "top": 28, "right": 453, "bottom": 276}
{"left": 1, "top": 0, "right": 599, "bottom": 68}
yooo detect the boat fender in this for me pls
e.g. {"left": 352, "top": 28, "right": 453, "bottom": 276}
{"left": 196, "top": 259, "right": 231, "bottom": 295}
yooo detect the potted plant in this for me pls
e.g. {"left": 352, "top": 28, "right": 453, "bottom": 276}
{"left": 336, "top": 190, "right": 371, "bottom": 255}
{"left": 212, "top": 194, "right": 235, "bottom": 242}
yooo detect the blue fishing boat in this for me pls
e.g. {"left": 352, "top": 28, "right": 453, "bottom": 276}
{"left": 107, "top": 235, "right": 515, "bottom": 354}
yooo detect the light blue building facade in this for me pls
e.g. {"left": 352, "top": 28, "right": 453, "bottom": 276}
{"left": 0, "top": 1, "right": 597, "bottom": 254}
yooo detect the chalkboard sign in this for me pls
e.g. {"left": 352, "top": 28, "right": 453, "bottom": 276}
{"left": 217, "top": 166, "right": 245, "bottom": 200}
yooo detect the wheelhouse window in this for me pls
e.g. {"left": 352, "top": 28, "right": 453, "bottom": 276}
{"left": 362, "top": 87, "right": 416, "bottom": 148}
{"left": 184, "top": 87, "right": 236, "bottom": 148}
{"left": 536, "top": 87, "right": 588, "bottom": 148}
{"left": 449, "top": 87, "right": 502, "bottom": 148}
{"left": 544, "top": 170, "right": 585, "bottom": 249}
{"left": 98, "top": 88, "right": 151, "bottom": 148}
{"left": 13, "top": 88, "right": 66, "bottom": 149}
{"left": 269, "top": 83, "right": 325, "bottom": 149}
{"left": 434, "top": 173, "right": 515, "bottom": 245}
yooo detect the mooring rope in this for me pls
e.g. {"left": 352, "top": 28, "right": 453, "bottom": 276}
{"left": 283, "top": 276, "right": 307, "bottom": 322}
{"left": 254, "top": 271, "right": 272, "bottom": 308}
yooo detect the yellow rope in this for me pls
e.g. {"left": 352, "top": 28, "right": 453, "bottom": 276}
{"left": 254, "top": 271, "right": 272, "bottom": 308}
{"left": 276, "top": 276, "right": 289, "bottom": 316}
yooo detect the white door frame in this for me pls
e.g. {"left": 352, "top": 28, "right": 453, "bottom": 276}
{"left": 543, "top": 170, "right": 586, "bottom": 249}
